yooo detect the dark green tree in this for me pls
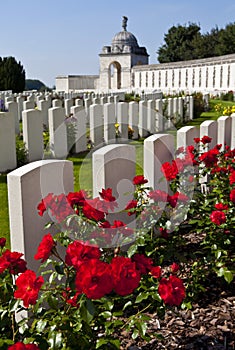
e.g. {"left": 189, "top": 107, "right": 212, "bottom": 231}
{"left": 157, "top": 23, "right": 202, "bottom": 63}
{"left": 0, "top": 56, "right": 25, "bottom": 93}
{"left": 216, "top": 22, "right": 235, "bottom": 56}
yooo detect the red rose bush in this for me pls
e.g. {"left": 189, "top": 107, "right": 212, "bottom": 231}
{"left": 1, "top": 136, "right": 235, "bottom": 349}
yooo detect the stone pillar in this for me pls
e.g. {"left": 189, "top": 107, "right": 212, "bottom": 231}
{"left": 0, "top": 112, "right": 17, "bottom": 172}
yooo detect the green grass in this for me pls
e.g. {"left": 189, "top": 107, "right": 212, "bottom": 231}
{"left": 0, "top": 174, "right": 10, "bottom": 247}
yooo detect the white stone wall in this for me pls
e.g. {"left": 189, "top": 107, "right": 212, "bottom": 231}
{"left": 132, "top": 54, "right": 235, "bottom": 93}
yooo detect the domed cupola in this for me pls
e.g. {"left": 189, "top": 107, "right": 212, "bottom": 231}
{"left": 111, "top": 17, "right": 140, "bottom": 53}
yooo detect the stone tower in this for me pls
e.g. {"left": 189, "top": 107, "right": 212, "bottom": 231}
{"left": 98, "top": 16, "right": 149, "bottom": 91}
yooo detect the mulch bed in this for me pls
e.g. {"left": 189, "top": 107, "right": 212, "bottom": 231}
{"left": 119, "top": 231, "right": 235, "bottom": 349}
{"left": 119, "top": 276, "right": 235, "bottom": 350}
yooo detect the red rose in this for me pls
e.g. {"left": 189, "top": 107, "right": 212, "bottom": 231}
{"left": 132, "top": 254, "right": 153, "bottom": 274}
{"left": 201, "top": 135, "right": 212, "bottom": 144}
{"left": 159, "top": 227, "right": 169, "bottom": 239}
{"left": 161, "top": 161, "right": 178, "bottom": 181}
{"left": 210, "top": 211, "right": 226, "bottom": 225}
{"left": 0, "top": 237, "right": 6, "bottom": 248}
{"left": 67, "top": 190, "right": 87, "bottom": 208}
{"left": 37, "top": 193, "right": 54, "bottom": 216}
{"left": 132, "top": 175, "right": 148, "bottom": 185}
{"left": 229, "top": 172, "right": 235, "bottom": 185}
{"left": 75, "top": 259, "right": 113, "bottom": 299}
{"left": 125, "top": 200, "right": 138, "bottom": 216}
{"left": 158, "top": 275, "right": 185, "bottom": 306}
{"left": 62, "top": 288, "right": 80, "bottom": 307}
{"left": 214, "top": 203, "right": 228, "bottom": 211}
{"left": 82, "top": 198, "right": 105, "bottom": 221}
{"left": 199, "top": 148, "right": 219, "bottom": 167}
{"left": 111, "top": 256, "right": 141, "bottom": 296}
{"left": 53, "top": 194, "right": 74, "bottom": 223}
{"left": 194, "top": 137, "right": 201, "bottom": 144}
{"left": 111, "top": 220, "right": 133, "bottom": 236}
{"left": 14, "top": 270, "right": 44, "bottom": 308}
{"left": 99, "top": 188, "right": 118, "bottom": 212}
{"left": 148, "top": 189, "right": 168, "bottom": 202}
{"left": 170, "top": 262, "right": 180, "bottom": 273}
{"left": 167, "top": 192, "right": 188, "bottom": 208}
{"left": 230, "top": 189, "right": 235, "bottom": 203}
{"left": 150, "top": 266, "right": 162, "bottom": 279}
{"left": 8, "top": 343, "right": 40, "bottom": 350}
{"left": 0, "top": 250, "right": 27, "bottom": 275}
{"left": 65, "top": 240, "right": 101, "bottom": 270}
{"left": 34, "top": 233, "right": 56, "bottom": 263}
{"left": 99, "top": 188, "right": 116, "bottom": 202}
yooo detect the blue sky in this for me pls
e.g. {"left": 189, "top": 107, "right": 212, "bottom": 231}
{"left": 1, "top": 0, "right": 235, "bottom": 87}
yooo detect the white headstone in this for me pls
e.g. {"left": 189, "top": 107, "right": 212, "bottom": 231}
{"left": 177, "top": 125, "right": 199, "bottom": 149}
{"left": 90, "top": 104, "right": 104, "bottom": 148}
{"left": 117, "top": 102, "right": 129, "bottom": 140}
{"left": 92, "top": 144, "right": 135, "bottom": 225}
{"left": 7, "top": 159, "right": 73, "bottom": 272}
{"left": 0, "top": 112, "right": 17, "bottom": 172}
{"left": 144, "top": 134, "right": 175, "bottom": 190}
{"left": 139, "top": 100, "right": 148, "bottom": 138}
{"left": 129, "top": 101, "right": 139, "bottom": 140}
{"left": 104, "top": 103, "right": 116, "bottom": 143}
{"left": 217, "top": 115, "right": 232, "bottom": 150}
{"left": 48, "top": 107, "right": 67, "bottom": 158}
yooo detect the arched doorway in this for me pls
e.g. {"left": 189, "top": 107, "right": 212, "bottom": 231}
{"left": 109, "top": 61, "right": 121, "bottom": 89}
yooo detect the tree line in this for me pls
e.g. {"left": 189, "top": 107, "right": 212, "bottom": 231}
{"left": 0, "top": 56, "right": 25, "bottom": 93}
{"left": 157, "top": 22, "right": 235, "bottom": 63}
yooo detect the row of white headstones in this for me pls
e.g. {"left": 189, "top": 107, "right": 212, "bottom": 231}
{"left": 7, "top": 112, "right": 235, "bottom": 273}
{"left": 0, "top": 94, "right": 194, "bottom": 172}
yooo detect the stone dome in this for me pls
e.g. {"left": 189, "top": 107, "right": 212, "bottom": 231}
{"left": 111, "top": 31, "right": 139, "bottom": 51}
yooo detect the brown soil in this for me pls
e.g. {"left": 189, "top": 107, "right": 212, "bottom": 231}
{"left": 119, "top": 231, "right": 235, "bottom": 350}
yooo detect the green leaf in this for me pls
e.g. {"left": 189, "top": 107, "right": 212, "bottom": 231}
{"left": 96, "top": 338, "right": 108, "bottom": 348}
{"left": 80, "top": 299, "right": 95, "bottom": 324}
{"left": 135, "top": 292, "right": 150, "bottom": 303}
{"left": 132, "top": 328, "right": 139, "bottom": 339}
{"left": 127, "top": 244, "right": 137, "bottom": 258}
{"left": 123, "top": 300, "right": 132, "bottom": 310}
{"left": 55, "top": 264, "right": 64, "bottom": 275}
{"left": 99, "top": 311, "right": 112, "bottom": 318}
{"left": 36, "top": 319, "right": 47, "bottom": 332}
{"left": 224, "top": 270, "right": 233, "bottom": 283}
